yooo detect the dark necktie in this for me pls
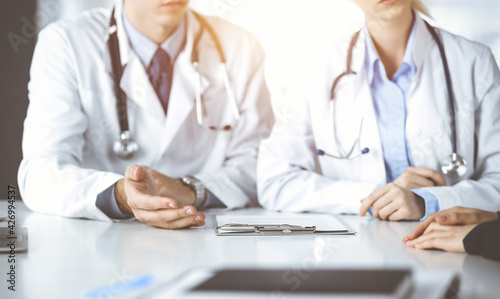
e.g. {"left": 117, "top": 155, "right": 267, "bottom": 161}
{"left": 148, "top": 48, "right": 173, "bottom": 114}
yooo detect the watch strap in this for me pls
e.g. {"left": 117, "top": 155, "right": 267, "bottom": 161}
{"left": 181, "top": 176, "right": 207, "bottom": 209}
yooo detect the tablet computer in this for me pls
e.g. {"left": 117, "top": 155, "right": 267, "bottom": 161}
{"left": 145, "top": 268, "right": 413, "bottom": 299}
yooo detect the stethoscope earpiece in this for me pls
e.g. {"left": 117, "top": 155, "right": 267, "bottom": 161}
{"left": 316, "top": 148, "right": 369, "bottom": 159}
{"left": 316, "top": 149, "right": 326, "bottom": 156}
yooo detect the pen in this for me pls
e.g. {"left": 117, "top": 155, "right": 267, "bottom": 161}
{"left": 84, "top": 274, "right": 155, "bottom": 299}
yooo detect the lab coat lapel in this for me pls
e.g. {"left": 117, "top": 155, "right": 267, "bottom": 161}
{"left": 406, "top": 14, "right": 452, "bottom": 169}
{"left": 119, "top": 55, "right": 165, "bottom": 123}
{"left": 105, "top": 0, "right": 165, "bottom": 124}
{"left": 412, "top": 15, "right": 434, "bottom": 78}
{"left": 159, "top": 10, "right": 204, "bottom": 153}
{"left": 351, "top": 30, "right": 387, "bottom": 181}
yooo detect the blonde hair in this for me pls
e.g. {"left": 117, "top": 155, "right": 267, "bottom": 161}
{"left": 412, "top": 0, "right": 431, "bottom": 18}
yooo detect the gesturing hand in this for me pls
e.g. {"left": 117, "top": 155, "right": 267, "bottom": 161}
{"left": 144, "top": 166, "right": 196, "bottom": 208}
{"left": 115, "top": 165, "right": 205, "bottom": 229}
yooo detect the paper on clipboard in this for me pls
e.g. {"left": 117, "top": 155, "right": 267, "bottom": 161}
{"left": 215, "top": 214, "right": 355, "bottom": 235}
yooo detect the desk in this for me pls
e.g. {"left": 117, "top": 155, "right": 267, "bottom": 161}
{"left": 1, "top": 202, "right": 499, "bottom": 298}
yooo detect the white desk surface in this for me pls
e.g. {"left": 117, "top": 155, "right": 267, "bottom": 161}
{"left": 1, "top": 201, "right": 499, "bottom": 299}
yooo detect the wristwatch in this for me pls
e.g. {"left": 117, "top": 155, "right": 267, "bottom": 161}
{"left": 181, "top": 176, "right": 207, "bottom": 209}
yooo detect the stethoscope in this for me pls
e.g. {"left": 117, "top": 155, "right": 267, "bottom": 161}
{"left": 316, "top": 22, "right": 467, "bottom": 178}
{"left": 108, "top": 8, "right": 240, "bottom": 159}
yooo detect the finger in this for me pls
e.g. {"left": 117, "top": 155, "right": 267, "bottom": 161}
{"left": 437, "top": 211, "right": 474, "bottom": 226}
{"left": 125, "top": 165, "right": 145, "bottom": 182}
{"left": 192, "top": 221, "right": 206, "bottom": 227}
{"left": 403, "top": 213, "right": 438, "bottom": 241}
{"left": 406, "top": 231, "right": 447, "bottom": 248}
{"left": 413, "top": 236, "right": 448, "bottom": 251}
{"left": 404, "top": 174, "right": 436, "bottom": 189}
{"left": 388, "top": 208, "right": 408, "bottom": 222}
{"left": 146, "top": 213, "right": 206, "bottom": 230}
{"left": 128, "top": 194, "right": 178, "bottom": 210}
{"left": 377, "top": 201, "right": 400, "bottom": 221}
{"left": 134, "top": 206, "right": 200, "bottom": 223}
{"left": 143, "top": 166, "right": 159, "bottom": 175}
{"left": 360, "top": 185, "right": 390, "bottom": 216}
{"left": 371, "top": 194, "right": 394, "bottom": 219}
{"left": 409, "top": 167, "right": 446, "bottom": 187}
{"left": 422, "top": 222, "right": 450, "bottom": 235}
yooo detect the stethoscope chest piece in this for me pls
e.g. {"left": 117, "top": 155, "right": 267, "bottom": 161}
{"left": 441, "top": 153, "right": 467, "bottom": 178}
{"left": 113, "top": 131, "right": 139, "bottom": 159}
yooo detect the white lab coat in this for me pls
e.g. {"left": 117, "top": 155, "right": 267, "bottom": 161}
{"left": 18, "top": 1, "right": 273, "bottom": 221}
{"left": 258, "top": 15, "right": 500, "bottom": 214}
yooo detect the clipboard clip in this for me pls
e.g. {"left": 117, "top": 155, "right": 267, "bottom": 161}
{"left": 215, "top": 223, "right": 316, "bottom": 234}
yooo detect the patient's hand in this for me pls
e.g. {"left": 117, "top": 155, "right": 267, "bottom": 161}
{"left": 405, "top": 223, "right": 477, "bottom": 253}
{"left": 403, "top": 206, "right": 499, "bottom": 242}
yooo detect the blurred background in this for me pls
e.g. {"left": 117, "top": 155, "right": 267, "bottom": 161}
{"left": 1, "top": 0, "right": 499, "bottom": 199}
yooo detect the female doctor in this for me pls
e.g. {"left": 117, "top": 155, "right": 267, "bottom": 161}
{"left": 19, "top": 0, "right": 273, "bottom": 229}
{"left": 258, "top": 0, "right": 500, "bottom": 221}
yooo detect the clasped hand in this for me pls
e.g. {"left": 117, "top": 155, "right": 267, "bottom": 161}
{"left": 359, "top": 167, "right": 446, "bottom": 221}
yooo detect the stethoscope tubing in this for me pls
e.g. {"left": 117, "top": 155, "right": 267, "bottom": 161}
{"left": 108, "top": 9, "right": 129, "bottom": 134}
{"left": 107, "top": 7, "right": 239, "bottom": 158}
{"left": 325, "top": 21, "right": 459, "bottom": 160}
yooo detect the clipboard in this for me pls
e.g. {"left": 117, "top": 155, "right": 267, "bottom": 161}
{"left": 215, "top": 214, "right": 355, "bottom": 236}
{"left": 215, "top": 224, "right": 317, "bottom": 235}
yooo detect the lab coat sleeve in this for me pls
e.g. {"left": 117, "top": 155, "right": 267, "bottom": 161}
{"left": 18, "top": 23, "right": 123, "bottom": 222}
{"left": 424, "top": 48, "right": 500, "bottom": 212}
{"left": 257, "top": 83, "right": 379, "bottom": 214}
{"left": 194, "top": 36, "right": 274, "bottom": 209}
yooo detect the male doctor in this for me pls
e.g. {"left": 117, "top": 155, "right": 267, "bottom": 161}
{"left": 19, "top": 0, "right": 273, "bottom": 229}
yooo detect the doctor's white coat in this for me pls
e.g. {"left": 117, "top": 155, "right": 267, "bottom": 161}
{"left": 19, "top": 2, "right": 274, "bottom": 221}
{"left": 258, "top": 15, "right": 500, "bottom": 214}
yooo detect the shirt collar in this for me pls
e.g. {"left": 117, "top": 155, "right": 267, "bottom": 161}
{"left": 364, "top": 15, "right": 418, "bottom": 84}
{"left": 122, "top": 7, "right": 186, "bottom": 67}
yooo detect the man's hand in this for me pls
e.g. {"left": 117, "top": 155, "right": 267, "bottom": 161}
{"left": 115, "top": 165, "right": 205, "bottom": 229}
{"left": 359, "top": 183, "right": 425, "bottom": 221}
{"left": 403, "top": 206, "right": 499, "bottom": 243}
{"left": 143, "top": 166, "right": 195, "bottom": 208}
{"left": 393, "top": 167, "right": 446, "bottom": 189}
{"left": 405, "top": 223, "right": 477, "bottom": 253}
